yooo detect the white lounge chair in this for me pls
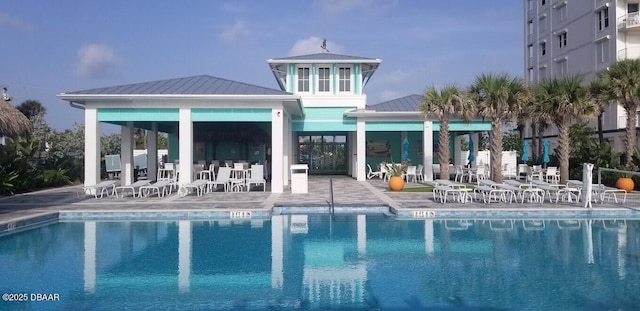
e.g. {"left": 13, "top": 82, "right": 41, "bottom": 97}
{"left": 209, "top": 167, "right": 232, "bottom": 192}
{"left": 138, "top": 180, "right": 171, "bottom": 198}
{"left": 367, "top": 164, "right": 382, "bottom": 179}
{"left": 115, "top": 180, "right": 151, "bottom": 198}
{"left": 246, "top": 165, "right": 266, "bottom": 191}
{"left": 83, "top": 180, "right": 120, "bottom": 199}
{"left": 178, "top": 179, "right": 209, "bottom": 196}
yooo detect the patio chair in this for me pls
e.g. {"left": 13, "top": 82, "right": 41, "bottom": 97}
{"left": 114, "top": 180, "right": 151, "bottom": 198}
{"left": 453, "top": 165, "right": 464, "bottom": 182}
{"left": 545, "top": 167, "right": 560, "bottom": 184}
{"left": 83, "top": 180, "right": 120, "bottom": 199}
{"left": 367, "top": 164, "right": 382, "bottom": 179}
{"left": 431, "top": 164, "right": 439, "bottom": 180}
{"left": 178, "top": 179, "right": 209, "bottom": 196}
{"left": 137, "top": 180, "right": 172, "bottom": 198}
{"left": 246, "top": 164, "right": 267, "bottom": 191}
{"left": 209, "top": 167, "right": 232, "bottom": 192}
{"left": 405, "top": 166, "right": 418, "bottom": 183}
{"left": 416, "top": 164, "right": 424, "bottom": 182}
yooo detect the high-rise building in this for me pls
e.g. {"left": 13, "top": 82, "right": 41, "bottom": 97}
{"left": 524, "top": 0, "right": 640, "bottom": 153}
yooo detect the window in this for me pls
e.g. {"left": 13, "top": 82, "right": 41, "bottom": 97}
{"left": 555, "top": 3, "right": 568, "bottom": 22}
{"left": 598, "top": 8, "right": 609, "bottom": 31}
{"left": 561, "top": 5, "right": 568, "bottom": 21}
{"left": 629, "top": 3, "right": 639, "bottom": 13}
{"left": 539, "top": 66, "right": 547, "bottom": 79}
{"left": 555, "top": 59, "right": 568, "bottom": 76}
{"left": 541, "top": 0, "right": 546, "bottom": 6}
{"left": 528, "top": 20, "right": 534, "bottom": 35}
{"left": 528, "top": 44, "right": 534, "bottom": 58}
{"left": 540, "top": 42, "right": 546, "bottom": 56}
{"left": 596, "top": 39, "right": 610, "bottom": 63}
{"left": 539, "top": 16, "right": 547, "bottom": 33}
{"left": 557, "top": 32, "right": 567, "bottom": 48}
{"left": 297, "top": 67, "right": 310, "bottom": 92}
{"left": 338, "top": 67, "right": 351, "bottom": 92}
{"left": 528, "top": 68, "right": 534, "bottom": 82}
{"left": 317, "top": 67, "right": 331, "bottom": 92}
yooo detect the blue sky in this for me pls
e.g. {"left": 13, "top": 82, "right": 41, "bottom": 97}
{"left": 1, "top": 0, "right": 523, "bottom": 131}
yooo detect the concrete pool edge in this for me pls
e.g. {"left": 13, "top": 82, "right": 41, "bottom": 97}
{"left": 2, "top": 205, "right": 640, "bottom": 235}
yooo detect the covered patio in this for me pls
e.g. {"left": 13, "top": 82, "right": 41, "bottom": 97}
{"left": 58, "top": 75, "right": 303, "bottom": 193}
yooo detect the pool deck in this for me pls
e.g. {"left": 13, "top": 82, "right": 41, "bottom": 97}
{"left": 0, "top": 176, "right": 639, "bottom": 230}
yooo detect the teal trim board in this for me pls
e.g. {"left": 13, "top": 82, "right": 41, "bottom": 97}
{"left": 366, "top": 121, "right": 424, "bottom": 132}
{"left": 447, "top": 121, "right": 491, "bottom": 131}
{"left": 97, "top": 108, "right": 179, "bottom": 122}
{"left": 292, "top": 120, "right": 356, "bottom": 131}
{"left": 294, "top": 107, "right": 356, "bottom": 121}
{"left": 191, "top": 108, "right": 271, "bottom": 122}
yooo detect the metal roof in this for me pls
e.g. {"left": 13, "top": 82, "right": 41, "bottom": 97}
{"left": 368, "top": 94, "right": 423, "bottom": 112}
{"left": 268, "top": 52, "right": 379, "bottom": 62}
{"left": 63, "top": 75, "right": 291, "bottom": 95}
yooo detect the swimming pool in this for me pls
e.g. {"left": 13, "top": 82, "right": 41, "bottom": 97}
{"left": 1, "top": 215, "right": 639, "bottom": 310}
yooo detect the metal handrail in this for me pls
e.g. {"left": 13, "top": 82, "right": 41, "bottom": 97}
{"left": 328, "top": 178, "right": 335, "bottom": 217}
{"left": 597, "top": 167, "right": 640, "bottom": 186}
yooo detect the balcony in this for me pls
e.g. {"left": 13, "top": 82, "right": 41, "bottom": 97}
{"left": 617, "top": 47, "right": 640, "bottom": 60}
{"left": 618, "top": 12, "right": 640, "bottom": 32}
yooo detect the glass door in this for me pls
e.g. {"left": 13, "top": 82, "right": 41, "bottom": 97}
{"left": 298, "top": 134, "right": 347, "bottom": 174}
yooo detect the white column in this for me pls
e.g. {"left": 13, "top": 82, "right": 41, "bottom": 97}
{"left": 357, "top": 215, "right": 366, "bottom": 257}
{"left": 272, "top": 108, "right": 284, "bottom": 193}
{"left": 453, "top": 133, "right": 462, "bottom": 166}
{"left": 84, "top": 108, "right": 100, "bottom": 187}
{"left": 423, "top": 121, "right": 434, "bottom": 181}
{"left": 471, "top": 132, "right": 480, "bottom": 168}
{"left": 283, "top": 113, "right": 290, "bottom": 187}
{"left": 84, "top": 221, "right": 96, "bottom": 293}
{"left": 178, "top": 220, "right": 191, "bottom": 292}
{"left": 424, "top": 219, "right": 434, "bottom": 256}
{"left": 271, "top": 215, "right": 284, "bottom": 288}
{"left": 147, "top": 122, "right": 158, "bottom": 182}
{"left": 356, "top": 120, "right": 366, "bottom": 181}
{"left": 350, "top": 132, "right": 357, "bottom": 178}
{"left": 121, "top": 122, "right": 134, "bottom": 185}
{"left": 179, "top": 108, "right": 193, "bottom": 185}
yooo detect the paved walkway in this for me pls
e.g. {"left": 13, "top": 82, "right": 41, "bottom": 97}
{"left": 1, "top": 176, "right": 639, "bottom": 227}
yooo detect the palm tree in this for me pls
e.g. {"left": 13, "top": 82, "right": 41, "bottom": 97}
{"left": 531, "top": 76, "right": 599, "bottom": 184}
{"left": 0, "top": 87, "right": 32, "bottom": 138}
{"left": 597, "top": 59, "right": 640, "bottom": 164}
{"left": 420, "top": 85, "right": 475, "bottom": 180}
{"left": 469, "top": 73, "right": 526, "bottom": 182}
{"left": 588, "top": 79, "right": 608, "bottom": 145}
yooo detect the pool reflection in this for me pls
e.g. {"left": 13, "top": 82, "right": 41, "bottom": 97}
{"left": 1, "top": 216, "right": 639, "bottom": 309}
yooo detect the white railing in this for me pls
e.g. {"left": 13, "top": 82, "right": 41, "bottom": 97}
{"left": 618, "top": 12, "right": 640, "bottom": 29}
{"left": 617, "top": 47, "right": 640, "bottom": 60}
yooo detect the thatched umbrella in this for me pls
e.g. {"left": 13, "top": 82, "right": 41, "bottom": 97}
{"left": 0, "top": 87, "right": 32, "bottom": 138}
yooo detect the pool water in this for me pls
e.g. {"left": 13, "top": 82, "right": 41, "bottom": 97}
{"left": 1, "top": 215, "right": 639, "bottom": 310}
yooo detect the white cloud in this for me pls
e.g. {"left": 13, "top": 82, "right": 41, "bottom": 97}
{"left": 313, "top": 0, "right": 398, "bottom": 15}
{"left": 221, "top": 19, "right": 251, "bottom": 42}
{"left": 75, "top": 44, "right": 119, "bottom": 79}
{"left": 288, "top": 36, "right": 344, "bottom": 56}
{"left": 379, "top": 90, "right": 400, "bottom": 102}
{"left": 0, "top": 12, "right": 33, "bottom": 31}
{"left": 385, "top": 69, "right": 410, "bottom": 84}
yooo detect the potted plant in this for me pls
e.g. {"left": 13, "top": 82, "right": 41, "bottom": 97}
{"left": 616, "top": 164, "right": 637, "bottom": 192}
{"left": 382, "top": 159, "right": 410, "bottom": 191}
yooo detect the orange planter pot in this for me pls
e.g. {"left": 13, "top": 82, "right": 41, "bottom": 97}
{"left": 616, "top": 177, "right": 635, "bottom": 192}
{"left": 388, "top": 176, "right": 405, "bottom": 191}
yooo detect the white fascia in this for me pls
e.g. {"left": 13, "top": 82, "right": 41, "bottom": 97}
{"left": 267, "top": 59, "right": 382, "bottom": 65}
